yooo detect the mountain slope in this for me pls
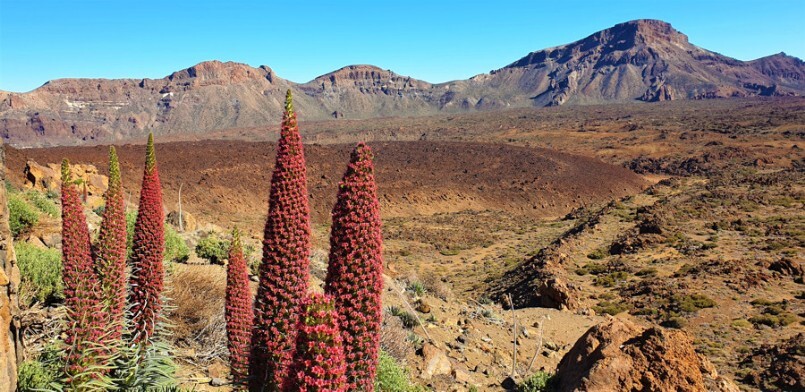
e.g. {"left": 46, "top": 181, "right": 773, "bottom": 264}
{"left": 1, "top": 19, "right": 803, "bottom": 146}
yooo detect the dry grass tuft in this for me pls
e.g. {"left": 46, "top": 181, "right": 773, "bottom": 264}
{"left": 168, "top": 265, "right": 228, "bottom": 364}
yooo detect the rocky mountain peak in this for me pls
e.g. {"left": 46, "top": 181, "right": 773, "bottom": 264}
{"left": 166, "top": 60, "right": 272, "bottom": 85}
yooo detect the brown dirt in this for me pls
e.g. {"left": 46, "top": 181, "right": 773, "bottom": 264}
{"left": 4, "top": 140, "right": 649, "bottom": 235}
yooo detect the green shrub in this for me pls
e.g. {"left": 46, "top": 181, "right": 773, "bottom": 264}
{"left": 662, "top": 316, "right": 687, "bottom": 329}
{"left": 164, "top": 226, "right": 190, "bottom": 263}
{"left": 593, "top": 271, "right": 629, "bottom": 287}
{"left": 25, "top": 190, "right": 59, "bottom": 217}
{"left": 519, "top": 371, "right": 555, "bottom": 392}
{"left": 586, "top": 248, "right": 609, "bottom": 260}
{"left": 439, "top": 248, "right": 459, "bottom": 256}
{"left": 15, "top": 241, "right": 62, "bottom": 306}
{"left": 8, "top": 194, "right": 39, "bottom": 237}
{"left": 672, "top": 294, "right": 716, "bottom": 313}
{"left": 194, "top": 233, "right": 229, "bottom": 265}
{"left": 375, "top": 351, "right": 422, "bottom": 392}
{"left": 575, "top": 262, "right": 608, "bottom": 276}
{"left": 17, "top": 345, "right": 63, "bottom": 391}
{"left": 593, "top": 300, "right": 630, "bottom": 316}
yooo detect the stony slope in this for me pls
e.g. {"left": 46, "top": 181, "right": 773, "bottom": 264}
{"left": 1, "top": 19, "right": 803, "bottom": 146}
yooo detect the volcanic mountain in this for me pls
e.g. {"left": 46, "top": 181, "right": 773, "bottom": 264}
{"left": 1, "top": 19, "right": 803, "bottom": 146}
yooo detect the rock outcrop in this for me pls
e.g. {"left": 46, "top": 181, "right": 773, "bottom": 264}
{"left": 740, "top": 333, "right": 804, "bottom": 391}
{"left": 24, "top": 160, "right": 108, "bottom": 209}
{"left": 555, "top": 318, "right": 739, "bottom": 392}
{"left": 0, "top": 143, "right": 21, "bottom": 391}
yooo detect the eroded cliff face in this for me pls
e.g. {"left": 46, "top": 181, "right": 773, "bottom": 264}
{"left": 0, "top": 143, "right": 21, "bottom": 391}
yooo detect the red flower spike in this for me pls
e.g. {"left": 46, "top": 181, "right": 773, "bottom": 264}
{"left": 250, "top": 89, "right": 312, "bottom": 391}
{"left": 94, "top": 146, "right": 127, "bottom": 342}
{"left": 324, "top": 143, "right": 384, "bottom": 391}
{"left": 226, "top": 228, "right": 253, "bottom": 389}
{"left": 128, "top": 133, "right": 165, "bottom": 344}
{"left": 60, "top": 159, "right": 107, "bottom": 383}
{"left": 287, "top": 293, "right": 346, "bottom": 392}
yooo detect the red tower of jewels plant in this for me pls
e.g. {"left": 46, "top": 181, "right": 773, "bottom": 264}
{"left": 94, "top": 146, "right": 127, "bottom": 342}
{"left": 250, "top": 89, "right": 312, "bottom": 391}
{"left": 324, "top": 143, "right": 384, "bottom": 391}
{"left": 60, "top": 159, "right": 107, "bottom": 383}
{"left": 226, "top": 228, "right": 253, "bottom": 389}
{"left": 287, "top": 293, "right": 346, "bottom": 392}
{"left": 128, "top": 133, "right": 165, "bottom": 344}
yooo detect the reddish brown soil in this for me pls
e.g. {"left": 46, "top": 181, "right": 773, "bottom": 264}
{"left": 5, "top": 140, "right": 648, "bottom": 235}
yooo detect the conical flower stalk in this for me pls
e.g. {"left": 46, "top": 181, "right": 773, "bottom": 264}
{"left": 287, "top": 293, "right": 346, "bottom": 392}
{"left": 324, "top": 143, "right": 384, "bottom": 391}
{"left": 60, "top": 159, "right": 107, "bottom": 384}
{"left": 226, "top": 228, "right": 253, "bottom": 389}
{"left": 94, "top": 146, "right": 127, "bottom": 342}
{"left": 128, "top": 133, "right": 165, "bottom": 344}
{"left": 250, "top": 89, "right": 312, "bottom": 391}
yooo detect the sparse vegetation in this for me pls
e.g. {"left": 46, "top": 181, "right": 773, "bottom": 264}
{"left": 15, "top": 241, "right": 62, "bottom": 306}
{"left": 375, "top": 351, "right": 422, "bottom": 392}
{"left": 8, "top": 193, "right": 39, "bottom": 237}
{"left": 518, "top": 371, "right": 555, "bottom": 392}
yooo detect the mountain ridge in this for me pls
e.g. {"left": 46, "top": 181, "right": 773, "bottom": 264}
{"left": 2, "top": 19, "right": 803, "bottom": 146}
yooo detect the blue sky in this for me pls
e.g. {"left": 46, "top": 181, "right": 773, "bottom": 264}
{"left": 1, "top": 0, "right": 803, "bottom": 92}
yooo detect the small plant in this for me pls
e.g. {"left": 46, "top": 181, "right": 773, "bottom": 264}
{"left": 375, "top": 351, "right": 422, "bottom": 392}
{"left": 15, "top": 241, "right": 62, "bottom": 306}
{"left": 586, "top": 248, "right": 609, "bottom": 260}
{"left": 518, "top": 371, "right": 555, "bottom": 392}
{"left": 25, "top": 190, "right": 59, "bottom": 217}
{"left": 388, "top": 306, "right": 419, "bottom": 329}
{"left": 164, "top": 226, "right": 190, "bottom": 263}
{"left": 406, "top": 281, "right": 426, "bottom": 296}
{"left": 671, "top": 294, "right": 716, "bottom": 313}
{"left": 575, "top": 262, "right": 608, "bottom": 276}
{"left": 593, "top": 300, "right": 630, "bottom": 316}
{"left": 439, "top": 248, "right": 460, "bottom": 256}
{"left": 662, "top": 316, "right": 687, "bottom": 329}
{"left": 593, "top": 271, "right": 629, "bottom": 287}
{"left": 17, "top": 345, "right": 63, "bottom": 392}
{"left": 8, "top": 193, "right": 39, "bottom": 236}
{"left": 194, "top": 232, "right": 229, "bottom": 265}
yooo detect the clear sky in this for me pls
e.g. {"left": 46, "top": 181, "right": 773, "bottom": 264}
{"left": 1, "top": 0, "right": 803, "bottom": 92}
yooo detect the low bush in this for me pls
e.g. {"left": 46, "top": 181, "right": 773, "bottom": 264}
{"left": 518, "top": 371, "right": 555, "bottom": 392}
{"left": 586, "top": 248, "right": 609, "bottom": 260}
{"left": 593, "top": 271, "right": 629, "bottom": 287}
{"left": 593, "top": 300, "right": 630, "bottom": 316}
{"left": 195, "top": 233, "right": 229, "bottom": 265}
{"left": 17, "top": 345, "right": 62, "bottom": 392}
{"left": 15, "top": 241, "right": 62, "bottom": 306}
{"left": 164, "top": 226, "right": 190, "bottom": 263}
{"left": 375, "top": 351, "right": 422, "bottom": 392}
{"left": 8, "top": 193, "right": 39, "bottom": 237}
{"left": 672, "top": 294, "right": 716, "bottom": 313}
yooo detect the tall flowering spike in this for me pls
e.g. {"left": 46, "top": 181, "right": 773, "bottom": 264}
{"left": 94, "top": 146, "right": 127, "bottom": 342}
{"left": 128, "top": 133, "right": 165, "bottom": 344}
{"left": 61, "top": 159, "right": 107, "bottom": 384}
{"left": 324, "top": 143, "right": 384, "bottom": 391}
{"left": 287, "top": 293, "right": 346, "bottom": 392}
{"left": 250, "top": 89, "right": 312, "bottom": 391}
{"left": 226, "top": 228, "right": 253, "bottom": 389}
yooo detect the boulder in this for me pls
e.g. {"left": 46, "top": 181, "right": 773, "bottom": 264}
{"left": 167, "top": 210, "right": 197, "bottom": 232}
{"left": 24, "top": 160, "right": 108, "bottom": 197}
{"left": 537, "top": 276, "right": 579, "bottom": 310}
{"left": 421, "top": 344, "right": 452, "bottom": 380}
{"left": 555, "top": 317, "right": 739, "bottom": 392}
